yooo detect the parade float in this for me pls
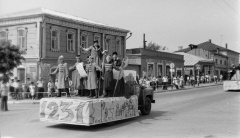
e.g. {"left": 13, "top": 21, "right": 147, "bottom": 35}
{"left": 40, "top": 70, "right": 155, "bottom": 126}
{"left": 223, "top": 66, "right": 240, "bottom": 91}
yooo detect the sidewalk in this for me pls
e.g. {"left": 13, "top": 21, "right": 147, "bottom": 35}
{"left": 154, "top": 82, "right": 222, "bottom": 93}
{"left": 6, "top": 83, "right": 222, "bottom": 104}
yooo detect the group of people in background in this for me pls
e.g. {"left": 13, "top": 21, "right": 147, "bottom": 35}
{"left": 139, "top": 73, "right": 224, "bottom": 90}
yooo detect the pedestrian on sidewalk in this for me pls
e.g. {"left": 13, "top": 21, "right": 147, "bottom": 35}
{"left": 29, "top": 82, "right": 36, "bottom": 100}
{"left": 26, "top": 78, "right": 31, "bottom": 98}
{"left": 220, "top": 74, "right": 223, "bottom": 84}
{"left": 196, "top": 75, "right": 200, "bottom": 87}
{"left": 179, "top": 75, "right": 184, "bottom": 88}
{"left": 13, "top": 78, "right": 20, "bottom": 100}
{"left": 9, "top": 79, "right": 14, "bottom": 99}
{"left": 37, "top": 77, "right": 44, "bottom": 99}
{"left": 162, "top": 76, "right": 168, "bottom": 90}
{"left": 157, "top": 76, "right": 162, "bottom": 89}
{"left": 187, "top": 75, "right": 190, "bottom": 87}
{"left": 201, "top": 75, "right": 204, "bottom": 84}
{"left": 172, "top": 75, "right": 179, "bottom": 89}
{"left": 0, "top": 78, "right": 9, "bottom": 111}
{"left": 47, "top": 80, "right": 55, "bottom": 97}
{"left": 214, "top": 75, "right": 217, "bottom": 84}
{"left": 191, "top": 75, "right": 195, "bottom": 87}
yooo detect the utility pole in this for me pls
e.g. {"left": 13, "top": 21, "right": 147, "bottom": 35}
{"left": 143, "top": 33, "right": 147, "bottom": 49}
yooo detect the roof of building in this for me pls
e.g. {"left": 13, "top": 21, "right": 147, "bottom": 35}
{"left": 176, "top": 41, "right": 239, "bottom": 54}
{"left": 175, "top": 52, "right": 214, "bottom": 66}
{"left": 0, "top": 7, "right": 129, "bottom": 32}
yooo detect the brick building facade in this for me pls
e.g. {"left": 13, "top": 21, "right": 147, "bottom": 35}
{"left": 0, "top": 8, "right": 130, "bottom": 90}
{"left": 126, "top": 48, "right": 184, "bottom": 78}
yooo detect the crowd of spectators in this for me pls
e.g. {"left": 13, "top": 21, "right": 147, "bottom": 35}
{"left": 139, "top": 74, "right": 223, "bottom": 90}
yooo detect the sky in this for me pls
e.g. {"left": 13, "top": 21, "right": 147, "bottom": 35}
{"left": 0, "top": 0, "right": 239, "bottom": 52}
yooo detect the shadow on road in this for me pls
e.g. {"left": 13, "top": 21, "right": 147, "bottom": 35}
{"left": 46, "top": 110, "right": 168, "bottom": 131}
{"left": 226, "top": 90, "right": 240, "bottom": 92}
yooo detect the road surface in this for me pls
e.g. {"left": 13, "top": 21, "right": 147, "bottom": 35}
{"left": 0, "top": 85, "right": 239, "bottom": 138}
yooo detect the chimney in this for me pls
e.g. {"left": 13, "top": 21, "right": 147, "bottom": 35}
{"left": 225, "top": 43, "right": 228, "bottom": 49}
{"left": 209, "top": 39, "right": 211, "bottom": 43}
{"left": 178, "top": 46, "right": 183, "bottom": 50}
{"left": 143, "top": 34, "right": 147, "bottom": 49}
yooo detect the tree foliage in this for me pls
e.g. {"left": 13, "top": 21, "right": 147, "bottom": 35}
{"left": 0, "top": 40, "right": 25, "bottom": 82}
{"left": 146, "top": 41, "right": 167, "bottom": 51}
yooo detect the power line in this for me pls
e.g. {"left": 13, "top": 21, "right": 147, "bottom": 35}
{"left": 221, "top": 0, "right": 239, "bottom": 15}
{"left": 212, "top": 0, "right": 235, "bottom": 19}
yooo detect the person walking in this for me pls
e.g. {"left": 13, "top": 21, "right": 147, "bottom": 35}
{"left": 29, "top": 82, "right": 36, "bottom": 100}
{"left": 0, "top": 78, "right": 9, "bottom": 111}
{"left": 37, "top": 77, "right": 44, "bottom": 99}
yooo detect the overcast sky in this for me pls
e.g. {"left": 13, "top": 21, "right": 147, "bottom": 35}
{"left": 0, "top": 0, "right": 239, "bottom": 52}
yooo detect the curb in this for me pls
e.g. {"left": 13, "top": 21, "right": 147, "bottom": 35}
{"left": 7, "top": 100, "right": 40, "bottom": 104}
{"left": 154, "top": 84, "right": 222, "bottom": 93}
{"left": 6, "top": 84, "right": 222, "bottom": 104}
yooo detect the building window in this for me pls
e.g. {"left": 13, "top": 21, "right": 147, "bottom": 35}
{"left": 157, "top": 64, "right": 163, "bottom": 77}
{"left": 17, "top": 68, "right": 26, "bottom": 83}
{"left": 0, "top": 30, "right": 8, "bottom": 43}
{"left": 147, "top": 63, "right": 154, "bottom": 78}
{"left": 50, "top": 27, "right": 60, "bottom": 51}
{"left": 81, "top": 33, "right": 88, "bottom": 48}
{"left": 224, "top": 60, "right": 227, "bottom": 65}
{"left": 94, "top": 34, "right": 100, "bottom": 46}
{"left": 81, "top": 32, "right": 88, "bottom": 53}
{"left": 17, "top": 28, "right": 27, "bottom": 50}
{"left": 220, "top": 60, "right": 222, "bottom": 65}
{"left": 66, "top": 30, "right": 75, "bottom": 53}
{"left": 215, "top": 59, "right": 218, "bottom": 64}
{"left": 105, "top": 37, "right": 111, "bottom": 54}
{"left": 116, "top": 37, "right": 122, "bottom": 56}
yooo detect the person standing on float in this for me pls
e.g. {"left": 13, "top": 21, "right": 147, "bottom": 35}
{"left": 69, "top": 55, "right": 87, "bottom": 96}
{"left": 112, "top": 52, "right": 126, "bottom": 97}
{"left": 50, "top": 55, "right": 70, "bottom": 97}
{"left": 101, "top": 54, "right": 114, "bottom": 97}
{"left": 81, "top": 40, "right": 102, "bottom": 66}
{"left": 86, "top": 56, "right": 102, "bottom": 98}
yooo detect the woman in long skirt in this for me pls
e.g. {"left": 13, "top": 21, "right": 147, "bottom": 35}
{"left": 101, "top": 55, "right": 114, "bottom": 97}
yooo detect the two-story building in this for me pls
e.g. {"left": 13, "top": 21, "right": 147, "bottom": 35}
{"left": 0, "top": 8, "right": 130, "bottom": 89}
{"left": 126, "top": 48, "right": 184, "bottom": 78}
{"left": 176, "top": 39, "right": 239, "bottom": 79}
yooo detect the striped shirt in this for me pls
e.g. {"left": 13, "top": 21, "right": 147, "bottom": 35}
{"left": 104, "top": 63, "right": 113, "bottom": 71}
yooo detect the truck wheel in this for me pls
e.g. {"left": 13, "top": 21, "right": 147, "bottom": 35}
{"left": 140, "top": 97, "right": 151, "bottom": 115}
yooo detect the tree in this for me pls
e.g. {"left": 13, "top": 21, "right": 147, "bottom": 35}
{"left": 146, "top": 41, "right": 167, "bottom": 51}
{"left": 0, "top": 40, "right": 25, "bottom": 82}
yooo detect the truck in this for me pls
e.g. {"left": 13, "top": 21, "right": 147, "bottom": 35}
{"left": 223, "top": 70, "right": 240, "bottom": 91}
{"left": 39, "top": 70, "right": 155, "bottom": 126}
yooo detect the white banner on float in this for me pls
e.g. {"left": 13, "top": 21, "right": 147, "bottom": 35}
{"left": 40, "top": 96, "right": 139, "bottom": 126}
{"left": 223, "top": 81, "right": 240, "bottom": 90}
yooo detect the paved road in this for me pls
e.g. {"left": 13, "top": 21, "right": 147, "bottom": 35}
{"left": 0, "top": 85, "right": 239, "bottom": 138}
